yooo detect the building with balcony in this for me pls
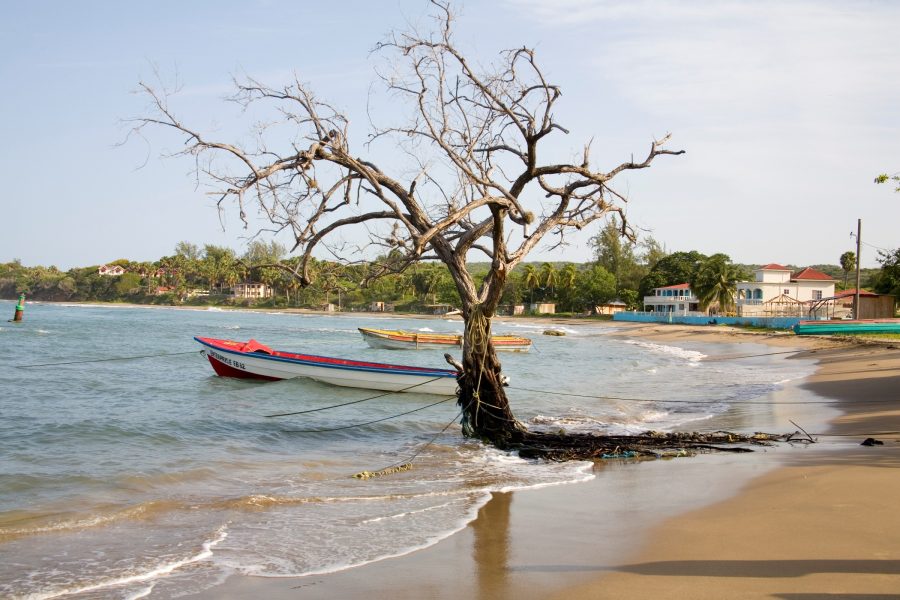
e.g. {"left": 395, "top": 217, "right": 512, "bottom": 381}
{"left": 233, "top": 282, "right": 273, "bottom": 300}
{"left": 736, "top": 264, "right": 834, "bottom": 317}
{"left": 642, "top": 283, "right": 702, "bottom": 315}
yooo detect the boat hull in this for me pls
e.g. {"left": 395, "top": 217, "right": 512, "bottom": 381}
{"left": 358, "top": 328, "right": 531, "bottom": 352}
{"left": 794, "top": 319, "right": 900, "bottom": 335}
{"left": 196, "top": 337, "right": 459, "bottom": 395}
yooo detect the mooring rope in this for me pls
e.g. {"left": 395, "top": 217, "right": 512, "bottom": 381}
{"left": 17, "top": 351, "right": 198, "bottom": 368}
{"left": 281, "top": 395, "right": 456, "bottom": 433}
{"left": 505, "top": 385, "right": 900, "bottom": 406}
{"left": 263, "top": 376, "right": 452, "bottom": 418}
{"left": 353, "top": 405, "right": 468, "bottom": 479}
{"left": 802, "top": 431, "right": 900, "bottom": 438}
{"left": 701, "top": 349, "right": 802, "bottom": 361}
{"left": 351, "top": 393, "right": 482, "bottom": 479}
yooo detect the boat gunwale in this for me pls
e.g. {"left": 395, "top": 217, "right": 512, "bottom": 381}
{"left": 195, "top": 337, "right": 459, "bottom": 378}
{"left": 358, "top": 327, "right": 531, "bottom": 346}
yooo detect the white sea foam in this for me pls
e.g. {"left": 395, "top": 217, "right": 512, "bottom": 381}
{"left": 623, "top": 339, "right": 706, "bottom": 362}
{"left": 232, "top": 492, "right": 492, "bottom": 579}
{"left": 122, "top": 584, "right": 155, "bottom": 600}
{"left": 21, "top": 526, "right": 228, "bottom": 600}
{"left": 358, "top": 498, "right": 463, "bottom": 524}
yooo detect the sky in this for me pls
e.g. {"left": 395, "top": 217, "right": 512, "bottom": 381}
{"left": 1, "top": 0, "right": 898, "bottom": 270}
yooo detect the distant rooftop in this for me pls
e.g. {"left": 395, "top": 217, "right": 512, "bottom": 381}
{"left": 833, "top": 289, "right": 878, "bottom": 299}
{"left": 759, "top": 263, "right": 791, "bottom": 271}
{"left": 656, "top": 283, "right": 691, "bottom": 290}
{"left": 791, "top": 267, "right": 834, "bottom": 281}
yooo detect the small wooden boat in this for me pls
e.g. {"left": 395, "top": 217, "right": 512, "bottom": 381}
{"left": 794, "top": 319, "right": 900, "bottom": 336}
{"left": 358, "top": 327, "right": 532, "bottom": 352}
{"left": 196, "top": 337, "right": 459, "bottom": 395}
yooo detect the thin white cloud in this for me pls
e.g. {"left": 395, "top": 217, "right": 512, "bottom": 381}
{"left": 499, "top": 0, "right": 900, "bottom": 265}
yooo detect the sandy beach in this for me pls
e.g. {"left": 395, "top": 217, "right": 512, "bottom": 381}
{"left": 556, "top": 327, "right": 900, "bottom": 599}
{"left": 184, "top": 322, "right": 900, "bottom": 600}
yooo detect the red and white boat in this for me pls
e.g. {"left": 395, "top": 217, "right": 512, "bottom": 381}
{"left": 195, "top": 337, "right": 459, "bottom": 395}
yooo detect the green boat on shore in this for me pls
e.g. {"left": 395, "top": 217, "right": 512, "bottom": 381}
{"left": 794, "top": 319, "right": 900, "bottom": 335}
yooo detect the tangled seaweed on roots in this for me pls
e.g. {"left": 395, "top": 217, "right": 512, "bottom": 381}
{"left": 499, "top": 429, "right": 814, "bottom": 461}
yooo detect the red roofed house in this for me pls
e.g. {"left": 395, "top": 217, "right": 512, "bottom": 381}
{"left": 643, "top": 283, "right": 702, "bottom": 315}
{"left": 98, "top": 264, "right": 126, "bottom": 277}
{"left": 736, "top": 264, "right": 835, "bottom": 316}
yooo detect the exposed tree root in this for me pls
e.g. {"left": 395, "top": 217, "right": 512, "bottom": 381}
{"left": 490, "top": 429, "right": 810, "bottom": 461}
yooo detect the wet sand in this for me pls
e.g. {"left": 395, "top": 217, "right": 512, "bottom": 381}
{"left": 188, "top": 324, "right": 900, "bottom": 600}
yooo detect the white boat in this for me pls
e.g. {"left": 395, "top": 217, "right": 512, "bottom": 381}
{"left": 195, "top": 337, "right": 459, "bottom": 395}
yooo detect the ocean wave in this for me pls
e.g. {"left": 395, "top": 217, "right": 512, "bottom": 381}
{"left": 232, "top": 494, "right": 489, "bottom": 579}
{"left": 0, "top": 500, "right": 183, "bottom": 541}
{"left": 530, "top": 414, "right": 614, "bottom": 434}
{"left": 358, "top": 497, "right": 465, "bottom": 524}
{"left": 623, "top": 340, "right": 706, "bottom": 362}
{"left": 18, "top": 526, "right": 228, "bottom": 600}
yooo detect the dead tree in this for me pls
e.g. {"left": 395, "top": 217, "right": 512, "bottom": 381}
{"left": 133, "top": 2, "right": 686, "bottom": 456}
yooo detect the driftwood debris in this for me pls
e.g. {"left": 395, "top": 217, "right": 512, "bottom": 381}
{"left": 510, "top": 429, "right": 805, "bottom": 461}
{"left": 441, "top": 354, "right": 812, "bottom": 461}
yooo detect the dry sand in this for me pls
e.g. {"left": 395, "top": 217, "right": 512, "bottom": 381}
{"left": 189, "top": 323, "right": 900, "bottom": 600}
{"left": 556, "top": 326, "right": 900, "bottom": 600}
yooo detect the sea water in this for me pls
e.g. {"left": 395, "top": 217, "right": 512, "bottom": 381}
{"left": 0, "top": 301, "right": 818, "bottom": 599}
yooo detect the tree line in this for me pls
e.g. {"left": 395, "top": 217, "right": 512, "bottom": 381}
{"left": 2, "top": 220, "right": 892, "bottom": 313}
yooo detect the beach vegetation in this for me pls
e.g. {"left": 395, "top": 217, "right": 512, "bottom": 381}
{"left": 839, "top": 251, "right": 857, "bottom": 289}
{"left": 873, "top": 247, "right": 900, "bottom": 300}
{"left": 591, "top": 217, "right": 665, "bottom": 304}
{"left": 875, "top": 172, "right": 900, "bottom": 192}
{"left": 690, "top": 254, "right": 748, "bottom": 314}
{"left": 638, "top": 250, "right": 706, "bottom": 298}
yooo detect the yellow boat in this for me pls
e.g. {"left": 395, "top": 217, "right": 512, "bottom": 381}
{"left": 358, "top": 328, "right": 532, "bottom": 352}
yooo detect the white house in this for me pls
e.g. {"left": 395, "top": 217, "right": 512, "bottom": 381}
{"left": 643, "top": 283, "right": 702, "bottom": 315}
{"left": 736, "top": 264, "right": 835, "bottom": 317}
{"left": 98, "top": 264, "right": 126, "bottom": 277}
{"left": 529, "top": 302, "right": 556, "bottom": 314}
{"left": 233, "top": 282, "right": 273, "bottom": 299}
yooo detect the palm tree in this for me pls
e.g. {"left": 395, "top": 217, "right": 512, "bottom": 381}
{"left": 412, "top": 267, "right": 444, "bottom": 304}
{"left": 201, "top": 245, "right": 238, "bottom": 293}
{"left": 540, "top": 262, "right": 558, "bottom": 297}
{"left": 691, "top": 255, "right": 743, "bottom": 315}
{"left": 560, "top": 263, "right": 578, "bottom": 291}
{"left": 522, "top": 264, "right": 541, "bottom": 305}
{"left": 557, "top": 263, "right": 579, "bottom": 311}
{"left": 839, "top": 251, "right": 856, "bottom": 289}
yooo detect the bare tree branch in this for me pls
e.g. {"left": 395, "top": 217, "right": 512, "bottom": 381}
{"left": 133, "top": 0, "right": 684, "bottom": 450}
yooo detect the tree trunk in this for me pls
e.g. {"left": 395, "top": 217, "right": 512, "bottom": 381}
{"left": 457, "top": 306, "right": 525, "bottom": 447}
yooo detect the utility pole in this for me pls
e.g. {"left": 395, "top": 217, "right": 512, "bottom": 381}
{"left": 854, "top": 218, "right": 862, "bottom": 320}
